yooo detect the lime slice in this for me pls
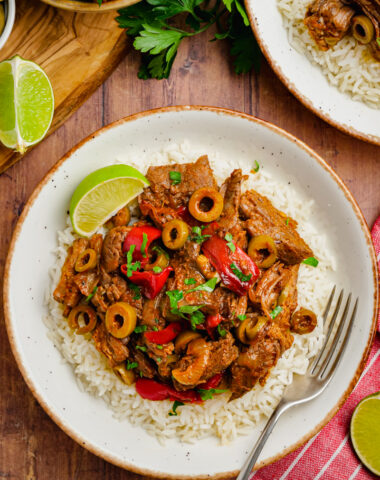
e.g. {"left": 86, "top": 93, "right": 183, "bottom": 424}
{"left": 69, "top": 164, "right": 149, "bottom": 236}
{"left": 350, "top": 391, "right": 380, "bottom": 476}
{"left": 0, "top": 55, "right": 54, "bottom": 153}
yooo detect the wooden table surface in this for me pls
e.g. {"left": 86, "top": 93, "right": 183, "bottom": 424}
{"left": 0, "top": 28, "right": 379, "bottom": 480}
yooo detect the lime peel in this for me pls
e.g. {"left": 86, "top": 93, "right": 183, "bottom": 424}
{"left": 350, "top": 391, "right": 380, "bottom": 476}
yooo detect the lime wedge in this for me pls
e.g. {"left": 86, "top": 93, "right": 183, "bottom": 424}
{"left": 69, "top": 165, "right": 149, "bottom": 236}
{"left": 0, "top": 55, "right": 54, "bottom": 153}
{"left": 350, "top": 391, "right": 380, "bottom": 476}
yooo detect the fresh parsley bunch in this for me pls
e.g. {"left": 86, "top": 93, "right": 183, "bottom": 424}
{"left": 116, "top": 0, "right": 261, "bottom": 79}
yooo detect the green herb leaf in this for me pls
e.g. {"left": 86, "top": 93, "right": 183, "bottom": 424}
{"left": 134, "top": 325, "right": 148, "bottom": 333}
{"left": 85, "top": 286, "right": 98, "bottom": 303}
{"left": 225, "top": 233, "right": 236, "bottom": 252}
{"left": 169, "top": 170, "right": 182, "bottom": 185}
{"left": 97, "top": 0, "right": 102, "bottom": 5}
{"left": 237, "top": 314, "right": 246, "bottom": 322}
{"left": 270, "top": 306, "right": 282, "bottom": 319}
{"left": 191, "top": 225, "right": 211, "bottom": 244}
{"left": 141, "top": 232, "right": 148, "bottom": 258}
{"left": 168, "top": 400, "right": 184, "bottom": 416}
{"left": 230, "top": 262, "right": 252, "bottom": 282}
{"left": 302, "top": 257, "right": 319, "bottom": 267}
{"left": 125, "top": 244, "right": 142, "bottom": 277}
{"left": 198, "top": 388, "right": 228, "bottom": 401}
{"left": 184, "top": 278, "right": 196, "bottom": 285}
{"left": 136, "top": 345, "right": 147, "bottom": 352}
{"left": 153, "top": 266, "right": 163, "bottom": 273}
{"left": 166, "top": 289, "right": 184, "bottom": 311}
{"left": 187, "top": 277, "right": 218, "bottom": 293}
{"left": 217, "top": 324, "right": 227, "bottom": 337}
{"left": 189, "top": 309, "right": 205, "bottom": 330}
{"left": 128, "top": 282, "right": 142, "bottom": 300}
{"left": 127, "top": 361, "right": 138, "bottom": 370}
{"left": 152, "top": 326, "right": 159, "bottom": 331}
{"left": 285, "top": 218, "right": 289, "bottom": 226}
{"left": 377, "top": 37, "right": 380, "bottom": 48}
{"left": 156, "top": 345, "right": 163, "bottom": 350}
{"left": 253, "top": 160, "right": 260, "bottom": 173}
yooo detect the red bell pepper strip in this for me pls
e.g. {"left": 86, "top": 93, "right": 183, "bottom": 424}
{"left": 120, "top": 265, "right": 173, "bottom": 299}
{"left": 202, "top": 221, "right": 220, "bottom": 236}
{"left": 198, "top": 373, "right": 223, "bottom": 390}
{"left": 135, "top": 379, "right": 171, "bottom": 401}
{"left": 123, "top": 225, "right": 162, "bottom": 265}
{"left": 202, "top": 235, "right": 259, "bottom": 296}
{"left": 176, "top": 206, "right": 200, "bottom": 227}
{"left": 135, "top": 379, "right": 201, "bottom": 403}
{"left": 145, "top": 322, "right": 183, "bottom": 344}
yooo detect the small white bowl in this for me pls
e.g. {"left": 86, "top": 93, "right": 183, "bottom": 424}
{"left": 0, "top": 0, "right": 15, "bottom": 51}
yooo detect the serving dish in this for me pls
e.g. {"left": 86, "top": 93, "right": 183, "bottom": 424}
{"left": 0, "top": 0, "right": 15, "bottom": 51}
{"left": 4, "top": 106, "right": 378, "bottom": 478}
{"left": 245, "top": 0, "right": 380, "bottom": 146}
{"left": 40, "top": 0, "right": 140, "bottom": 13}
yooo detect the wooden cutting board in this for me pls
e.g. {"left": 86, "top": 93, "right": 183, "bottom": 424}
{"left": 0, "top": 0, "right": 129, "bottom": 174}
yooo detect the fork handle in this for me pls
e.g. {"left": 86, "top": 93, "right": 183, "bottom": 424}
{"left": 236, "top": 399, "right": 289, "bottom": 480}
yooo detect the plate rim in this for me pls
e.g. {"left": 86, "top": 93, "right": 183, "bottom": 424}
{"left": 245, "top": 0, "right": 380, "bottom": 146}
{"left": 3, "top": 105, "right": 379, "bottom": 479}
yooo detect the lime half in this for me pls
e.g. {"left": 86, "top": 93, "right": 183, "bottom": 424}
{"left": 69, "top": 164, "right": 149, "bottom": 236}
{"left": 0, "top": 55, "right": 54, "bottom": 153}
{"left": 350, "top": 391, "right": 380, "bottom": 476}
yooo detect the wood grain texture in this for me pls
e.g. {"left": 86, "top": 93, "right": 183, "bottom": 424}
{"left": 0, "top": 25, "right": 379, "bottom": 480}
{"left": 0, "top": 0, "right": 128, "bottom": 173}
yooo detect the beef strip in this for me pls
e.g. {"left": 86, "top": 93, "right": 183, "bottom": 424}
{"left": 92, "top": 322, "right": 129, "bottom": 368}
{"left": 231, "top": 264, "right": 299, "bottom": 398}
{"left": 101, "top": 226, "right": 130, "bottom": 273}
{"left": 173, "top": 333, "right": 238, "bottom": 390}
{"left": 250, "top": 262, "right": 299, "bottom": 319}
{"left": 215, "top": 287, "right": 248, "bottom": 324}
{"left": 139, "top": 156, "right": 218, "bottom": 227}
{"left": 218, "top": 169, "right": 248, "bottom": 249}
{"left": 133, "top": 349, "right": 157, "bottom": 378}
{"left": 53, "top": 238, "right": 89, "bottom": 310}
{"left": 239, "top": 190, "right": 313, "bottom": 264}
{"left": 230, "top": 321, "right": 293, "bottom": 398}
{"left": 304, "top": 0, "right": 355, "bottom": 50}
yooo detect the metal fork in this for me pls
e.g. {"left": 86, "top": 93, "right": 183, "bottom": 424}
{"left": 237, "top": 287, "right": 358, "bottom": 480}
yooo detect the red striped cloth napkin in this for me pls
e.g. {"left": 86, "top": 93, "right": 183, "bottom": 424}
{"left": 250, "top": 217, "right": 380, "bottom": 480}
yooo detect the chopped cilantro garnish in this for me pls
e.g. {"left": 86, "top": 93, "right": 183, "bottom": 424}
{"left": 225, "top": 233, "right": 236, "bottom": 253}
{"left": 184, "top": 278, "right": 196, "bottom": 285}
{"left": 252, "top": 160, "right": 260, "bottom": 173}
{"left": 156, "top": 357, "right": 162, "bottom": 363}
{"left": 128, "top": 282, "right": 142, "bottom": 300}
{"left": 139, "top": 371, "right": 144, "bottom": 377}
{"left": 152, "top": 326, "right": 159, "bottom": 331}
{"left": 156, "top": 345, "right": 163, "bottom": 350}
{"left": 189, "top": 309, "right": 205, "bottom": 330}
{"left": 84, "top": 286, "right": 98, "bottom": 303}
{"left": 217, "top": 324, "right": 227, "bottom": 337}
{"left": 125, "top": 245, "right": 141, "bottom": 277}
{"left": 134, "top": 325, "right": 147, "bottom": 333}
{"left": 230, "top": 263, "right": 252, "bottom": 282}
{"left": 127, "top": 361, "right": 138, "bottom": 370}
{"left": 302, "top": 257, "right": 319, "bottom": 267}
{"left": 166, "top": 289, "right": 184, "bottom": 311}
{"left": 237, "top": 314, "right": 246, "bottom": 322}
{"left": 141, "top": 232, "right": 148, "bottom": 258}
{"left": 377, "top": 37, "right": 380, "bottom": 48}
{"left": 198, "top": 388, "right": 228, "bottom": 401}
{"left": 285, "top": 218, "right": 289, "bottom": 226}
{"left": 191, "top": 226, "right": 211, "bottom": 244}
{"left": 169, "top": 171, "right": 181, "bottom": 185}
{"left": 153, "top": 266, "right": 163, "bottom": 274}
{"left": 187, "top": 277, "right": 218, "bottom": 293}
{"left": 136, "top": 345, "right": 147, "bottom": 352}
{"left": 168, "top": 400, "right": 184, "bottom": 416}
{"left": 270, "top": 306, "right": 283, "bottom": 319}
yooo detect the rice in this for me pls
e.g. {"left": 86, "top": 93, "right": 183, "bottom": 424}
{"left": 277, "top": 0, "right": 380, "bottom": 109}
{"left": 44, "top": 142, "right": 336, "bottom": 445}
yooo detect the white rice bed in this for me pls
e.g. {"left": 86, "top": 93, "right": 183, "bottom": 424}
{"left": 277, "top": 0, "right": 380, "bottom": 109}
{"left": 44, "top": 142, "right": 335, "bottom": 445}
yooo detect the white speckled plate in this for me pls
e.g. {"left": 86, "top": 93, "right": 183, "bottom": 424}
{"left": 246, "top": 0, "right": 380, "bottom": 145}
{"left": 4, "top": 107, "right": 378, "bottom": 478}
